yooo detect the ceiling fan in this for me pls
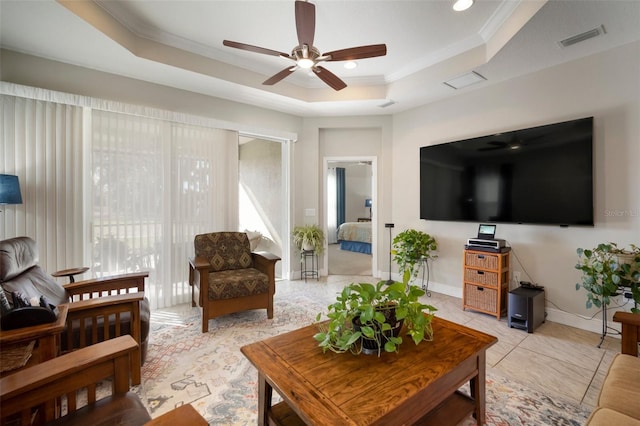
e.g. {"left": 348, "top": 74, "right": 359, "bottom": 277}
{"left": 222, "top": 0, "right": 387, "bottom": 91}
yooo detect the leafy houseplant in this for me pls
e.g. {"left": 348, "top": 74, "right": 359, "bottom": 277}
{"left": 292, "top": 224, "right": 325, "bottom": 255}
{"left": 392, "top": 229, "right": 438, "bottom": 285}
{"left": 575, "top": 243, "right": 640, "bottom": 314}
{"left": 313, "top": 278, "right": 437, "bottom": 356}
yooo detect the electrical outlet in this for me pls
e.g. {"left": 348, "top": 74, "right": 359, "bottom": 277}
{"left": 513, "top": 271, "right": 522, "bottom": 285}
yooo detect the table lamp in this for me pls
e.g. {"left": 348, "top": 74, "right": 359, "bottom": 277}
{"left": 365, "top": 198, "right": 372, "bottom": 218}
{"left": 0, "top": 174, "right": 23, "bottom": 211}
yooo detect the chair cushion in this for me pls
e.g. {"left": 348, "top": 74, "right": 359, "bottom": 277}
{"left": 598, "top": 353, "right": 640, "bottom": 419}
{"left": 195, "top": 232, "right": 252, "bottom": 271}
{"left": 0, "top": 236, "right": 40, "bottom": 281}
{"left": 208, "top": 268, "right": 269, "bottom": 300}
{"left": 586, "top": 407, "right": 640, "bottom": 426}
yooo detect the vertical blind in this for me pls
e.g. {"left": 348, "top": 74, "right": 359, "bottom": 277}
{"left": 2, "top": 94, "right": 239, "bottom": 309}
{"left": 0, "top": 95, "right": 84, "bottom": 273}
{"left": 91, "top": 110, "right": 238, "bottom": 309}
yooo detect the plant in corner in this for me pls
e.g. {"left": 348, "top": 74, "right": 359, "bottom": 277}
{"left": 292, "top": 224, "right": 325, "bottom": 255}
{"left": 313, "top": 278, "right": 437, "bottom": 356}
{"left": 392, "top": 229, "right": 438, "bottom": 286}
{"left": 575, "top": 243, "right": 640, "bottom": 314}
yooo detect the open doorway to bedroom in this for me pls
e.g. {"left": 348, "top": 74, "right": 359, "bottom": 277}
{"left": 325, "top": 158, "right": 376, "bottom": 276}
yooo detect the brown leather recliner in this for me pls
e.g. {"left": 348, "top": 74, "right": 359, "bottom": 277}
{"left": 189, "top": 232, "right": 280, "bottom": 333}
{"left": 0, "top": 236, "right": 150, "bottom": 382}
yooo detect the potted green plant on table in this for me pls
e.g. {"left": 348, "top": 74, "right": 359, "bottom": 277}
{"left": 392, "top": 229, "right": 438, "bottom": 286}
{"left": 575, "top": 243, "right": 640, "bottom": 313}
{"left": 292, "top": 224, "right": 325, "bottom": 255}
{"left": 313, "top": 277, "right": 437, "bottom": 356}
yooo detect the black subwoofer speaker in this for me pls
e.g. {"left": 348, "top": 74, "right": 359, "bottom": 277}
{"left": 508, "top": 286, "right": 545, "bottom": 333}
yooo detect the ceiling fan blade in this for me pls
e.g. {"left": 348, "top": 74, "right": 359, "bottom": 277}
{"left": 263, "top": 67, "right": 296, "bottom": 85}
{"left": 295, "top": 0, "right": 315, "bottom": 46}
{"left": 324, "top": 44, "right": 387, "bottom": 62}
{"left": 312, "top": 66, "right": 347, "bottom": 91}
{"left": 223, "top": 40, "right": 290, "bottom": 58}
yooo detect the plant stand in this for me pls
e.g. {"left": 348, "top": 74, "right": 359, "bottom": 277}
{"left": 598, "top": 283, "right": 639, "bottom": 348}
{"left": 301, "top": 250, "right": 318, "bottom": 282}
{"left": 419, "top": 257, "right": 432, "bottom": 297}
{"left": 598, "top": 304, "right": 611, "bottom": 348}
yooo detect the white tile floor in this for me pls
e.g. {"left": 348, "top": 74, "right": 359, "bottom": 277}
{"left": 277, "top": 274, "right": 622, "bottom": 409}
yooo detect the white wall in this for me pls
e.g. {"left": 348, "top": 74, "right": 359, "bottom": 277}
{"left": 392, "top": 41, "right": 640, "bottom": 333}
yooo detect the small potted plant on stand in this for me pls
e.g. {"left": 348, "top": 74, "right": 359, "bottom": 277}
{"left": 392, "top": 229, "right": 438, "bottom": 290}
{"left": 576, "top": 243, "right": 640, "bottom": 313}
{"left": 292, "top": 224, "right": 325, "bottom": 255}
{"left": 576, "top": 242, "right": 640, "bottom": 347}
{"left": 313, "top": 277, "right": 437, "bottom": 356}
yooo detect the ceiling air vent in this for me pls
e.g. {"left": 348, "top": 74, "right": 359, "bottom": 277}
{"left": 559, "top": 25, "right": 606, "bottom": 48}
{"left": 378, "top": 100, "right": 397, "bottom": 108}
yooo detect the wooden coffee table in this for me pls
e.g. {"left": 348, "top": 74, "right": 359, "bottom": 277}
{"left": 241, "top": 316, "right": 497, "bottom": 425}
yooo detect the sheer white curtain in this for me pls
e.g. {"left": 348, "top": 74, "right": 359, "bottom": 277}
{"left": 91, "top": 110, "right": 238, "bottom": 309}
{"left": 0, "top": 95, "right": 84, "bottom": 273}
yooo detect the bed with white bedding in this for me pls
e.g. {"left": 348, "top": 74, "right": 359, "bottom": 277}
{"left": 336, "top": 222, "right": 372, "bottom": 255}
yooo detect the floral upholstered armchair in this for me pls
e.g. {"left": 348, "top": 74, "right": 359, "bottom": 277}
{"left": 188, "top": 232, "right": 280, "bottom": 333}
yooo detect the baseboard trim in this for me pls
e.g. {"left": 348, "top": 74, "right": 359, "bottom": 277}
{"left": 426, "top": 280, "right": 462, "bottom": 299}
{"left": 544, "top": 307, "right": 621, "bottom": 337}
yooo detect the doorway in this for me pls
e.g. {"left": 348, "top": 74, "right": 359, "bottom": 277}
{"left": 324, "top": 157, "right": 377, "bottom": 276}
{"left": 238, "top": 135, "right": 290, "bottom": 278}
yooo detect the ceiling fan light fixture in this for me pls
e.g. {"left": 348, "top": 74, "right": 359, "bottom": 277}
{"left": 223, "top": 0, "right": 386, "bottom": 90}
{"left": 453, "top": 0, "right": 474, "bottom": 12}
{"left": 297, "top": 58, "right": 315, "bottom": 69}
{"left": 344, "top": 61, "right": 357, "bottom": 70}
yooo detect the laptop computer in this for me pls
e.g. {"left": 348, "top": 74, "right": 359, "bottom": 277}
{"left": 477, "top": 224, "right": 497, "bottom": 240}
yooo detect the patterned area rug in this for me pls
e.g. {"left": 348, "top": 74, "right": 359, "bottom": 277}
{"left": 141, "top": 294, "right": 592, "bottom": 425}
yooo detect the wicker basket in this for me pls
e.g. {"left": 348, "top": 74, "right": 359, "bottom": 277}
{"left": 464, "top": 269, "right": 498, "bottom": 287}
{"left": 465, "top": 252, "right": 498, "bottom": 270}
{"left": 464, "top": 284, "right": 497, "bottom": 313}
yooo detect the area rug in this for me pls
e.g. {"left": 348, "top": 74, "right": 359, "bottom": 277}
{"left": 141, "top": 296, "right": 592, "bottom": 425}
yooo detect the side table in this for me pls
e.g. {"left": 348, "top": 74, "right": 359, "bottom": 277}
{"left": 300, "top": 250, "right": 318, "bottom": 282}
{"left": 52, "top": 267, "right": 89, "bottom": 283}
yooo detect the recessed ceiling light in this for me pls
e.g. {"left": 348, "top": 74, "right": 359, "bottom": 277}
{"left": 453, "top": 0, "right": 474, "bottom": 12}
{"left": 344, "top": 61, "right": 357, "bottom": 70}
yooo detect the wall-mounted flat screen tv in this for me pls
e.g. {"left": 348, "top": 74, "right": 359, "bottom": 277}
{"left": 420, "top": 117, "right": 594, "bottom": 226}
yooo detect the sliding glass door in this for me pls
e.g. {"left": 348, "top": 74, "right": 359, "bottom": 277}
{"left": 91, "top": 110, "right": 238, "bottom": 309}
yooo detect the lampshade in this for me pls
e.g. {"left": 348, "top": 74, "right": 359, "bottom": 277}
{"left": 364, "top": 199, "right": 372, "bottom": 208}
{"left": 0, "top": 174, "right": 23, "bottom": 205}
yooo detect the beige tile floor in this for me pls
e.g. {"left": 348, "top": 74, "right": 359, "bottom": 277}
{"left": 280, "top": 274, "right": 623, "bottom": 410}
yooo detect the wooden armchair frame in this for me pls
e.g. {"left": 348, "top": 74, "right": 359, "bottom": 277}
{"left": 0, "top": 335, "right": 142, "bottom": 426}
{"left": 189, "top": 251, "right": 280, "bottom": 333}
{"left": 62, "top": 271, "right": 148, "bottom": 385}
{"left": 0, "top": 272, "right": 148, "bottom": 384}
